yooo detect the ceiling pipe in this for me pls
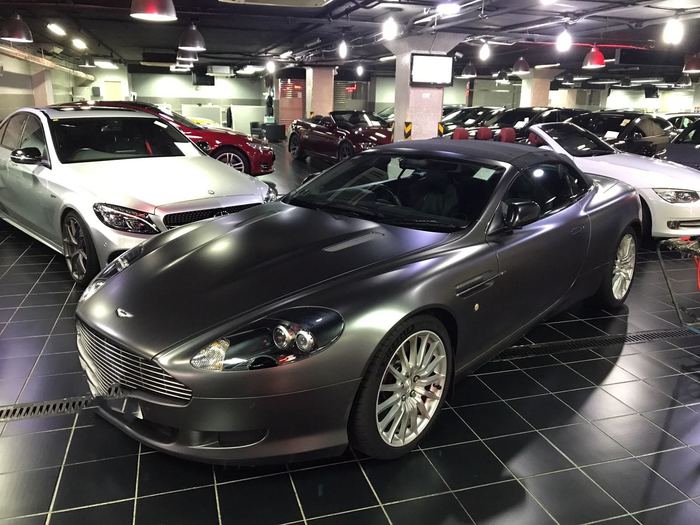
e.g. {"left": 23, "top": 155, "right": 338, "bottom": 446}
{"left": 0, "top": 42, "right": 95, "bottom": 80}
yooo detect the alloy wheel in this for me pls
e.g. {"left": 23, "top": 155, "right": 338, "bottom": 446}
{"left": 375, "top": 330, "right": 447, "bottom": 447}
{"left": 216, "top": 151, "right": 245, "bottom": 172}
{"left": 612, "top": 233, "right": 636, "bottom": 300}
{"left": 63, "top": 216, "right": 88, "bottom": 282}
{"left": 289, "top": 135, "right": 299, "bottom": 156}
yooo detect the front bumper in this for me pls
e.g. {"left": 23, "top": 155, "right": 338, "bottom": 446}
{"left": 248, "top": 148, "right": 275, "bottom": 175}
{"left": 639, "top": 188, "right": 700, "bottom": 237}
{"left": 92, "top": 379, "right": 359, "bottom": 464}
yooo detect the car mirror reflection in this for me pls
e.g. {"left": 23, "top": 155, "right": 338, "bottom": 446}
{"left": 503, "top": 200, "right": 541, "bottom": 228}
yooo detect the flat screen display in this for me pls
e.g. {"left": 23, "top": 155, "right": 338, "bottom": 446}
{"left": 410, "top": 54, "right": 454, "bottom": 87}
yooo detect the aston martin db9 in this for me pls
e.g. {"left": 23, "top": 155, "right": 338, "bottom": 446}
{"left": 76, "top": 140, "right": 641, "bottom": 464}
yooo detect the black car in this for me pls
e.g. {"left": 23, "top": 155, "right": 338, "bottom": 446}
{"left": 76, "top": 140, "right": 640, "bottom": 464}
{"left": 460, "top": 107, "right": 587, "bottom": 139}
{"left": 441, "top": 106, "right": 504, "bottom": 137}
{"left": 570, "top": 111, "right": 674, "bottom": 157}
{"left": 659, "top": 119, "right": 700, "bottom": 170}
{"left": 664, "top": 113, "right": 700, "bottom": 133}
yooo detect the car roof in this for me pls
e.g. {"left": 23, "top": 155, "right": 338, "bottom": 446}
{"left": 41, "top": 106, "right": 156, "bottom": 120}
{"left": 375, "top": 138, "right": 565, "bottom": 168}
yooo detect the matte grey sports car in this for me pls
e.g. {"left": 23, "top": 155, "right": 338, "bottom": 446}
{"left": 659, "top": 119, "right": 700, "bottom": 170}
{"left": 76, "top": 140, "right": 641, "bottom": 464}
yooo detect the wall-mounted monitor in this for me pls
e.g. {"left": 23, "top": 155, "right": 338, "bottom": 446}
{"left": 410, "top": 54, "right": 454, "bottom": 87}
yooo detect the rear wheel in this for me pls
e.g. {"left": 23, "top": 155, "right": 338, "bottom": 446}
{"left": 594, "top": 226, "right": 637, "bottom": 309}
{"left": 62, "top": 211, "right": 99, "bottom": 286}
{"left": 214, "top": 147, "right": 250, "bottom": 174}
{"left": 289, "top": 134, "right": 306, "bottom": 161}
{"left": 350, "top": 315, "right": 452, "bottom": 459}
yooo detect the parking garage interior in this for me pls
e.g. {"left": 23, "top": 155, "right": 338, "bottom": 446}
{"left": 0, "top": 1, "right": 700, "bottom": 525}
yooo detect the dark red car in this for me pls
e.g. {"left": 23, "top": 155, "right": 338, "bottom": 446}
{"left": 58, "top": 101, "right": 275, "bottom": 175}
{"left": 288, "top": 111, "right": 393, "bottom": 163}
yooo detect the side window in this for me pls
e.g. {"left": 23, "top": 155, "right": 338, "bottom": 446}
{"left": 504, "top": 163, "right": 587, "bottom": 218}
{"left": 635, "top": 118, "right": 663, "bottom": 137}
{"left": 19, "top": 116, "right": 48, "bottom": 159}
{"left": 1, "top": 114, "right": 27, "bottom": 150}
{"left": 540, "top": 110, "right": 560, "bottom": 123}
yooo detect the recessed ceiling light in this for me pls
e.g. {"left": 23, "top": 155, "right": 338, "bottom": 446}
{"left": 479, "top": 42, "right": 491, "bottom": 61}
{"left": 46, "top": 23, "right": 66, "bottom": 36}
{"left": 555, "top": 29, "right": 572, "bottom": 52}
{"left": 338, "top": 40, "right": 348, "bottom": 59}
{"left": 662, "top": 18, "right": 684, "bottom": 45}
{"left": 382, "top": 17, "right": 399, "bottom": 41}
{"left": 266, "top": 60, "right": 276, "bottom": 74}
{"left": 72, "top": 38, "right": 88, "bottom": 50}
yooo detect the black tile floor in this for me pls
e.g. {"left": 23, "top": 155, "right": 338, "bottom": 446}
{"left": 1, "top": 146, "right": 700, "bottom": 524}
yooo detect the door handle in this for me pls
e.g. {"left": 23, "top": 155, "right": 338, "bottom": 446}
{"left": 570, "top": 225, "right": 585, "bottom": 236}
{"left": 455, "top": 271, "right": 502, "bottom": 298}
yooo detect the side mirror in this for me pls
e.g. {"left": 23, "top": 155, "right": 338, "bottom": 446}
{"left": 503, "top": 200, "right": 541, "bottom": 228}
{"left": 194, "top": 140, "right": 210, "bottom": 153}
{"left": 10, "top": 147, "right": 43, "bottom": 165}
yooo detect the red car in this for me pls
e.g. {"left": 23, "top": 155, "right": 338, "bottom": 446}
{"left": 58, "top": 101, "right": 275, "bottom": 175}
{"left": 288, "top": 111, "right": 393, "bottom": 163}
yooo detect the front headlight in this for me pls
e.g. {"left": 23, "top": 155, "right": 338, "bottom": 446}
{"left": 93, "top": 203, "right": 160, "bottom": 234}
{"left": 245, "top": 140, "right": 269, "bottom": 152}
{"left": 79, "top": 279, "right": 106, "bottom": 303}
{"left": 264, "top": 185, "right": 278, "bottom": 202}
{"left": 653, "top": 189, "right": 700, "bottom": 203}
{"left": 190, "top": 307, "right": 344, "bottom": 371}
{"left": 79, "top": 244, "right": 147, "bottom": 302}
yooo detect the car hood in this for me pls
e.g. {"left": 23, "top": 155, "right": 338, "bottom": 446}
{"left": 77, "top": 202, "right": 448, "bottom": 358}
{"left": 575, "top": 152, "right": 700, "bottom": 189}
{"left": 64, "top": 156, "right": 269, "bottom": 211}
{"left": 355, "top": 127, "right": 393, "bottom": 142}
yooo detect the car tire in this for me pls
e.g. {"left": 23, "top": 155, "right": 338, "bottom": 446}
{"left": 61, "top": 211, "right": 100, "bottom": 287}
{"left": 594, "top": 226, "right": 637, "bottom": 310}
{"left": 214, "top": 147, "right": 250, "bottom": 174}
{"left": 338, "top": 141, "right": 354, "bottom": 162}
{"left": 349, "top": 315, "right": 453, "bottom": 459}
{"left": 288, "top": 134, "right": 307, "bottom": 161}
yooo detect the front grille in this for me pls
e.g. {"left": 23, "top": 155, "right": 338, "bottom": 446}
{"left": 77, "top": 322, "right": 192, "bottom": 403}
{"left": 163, "top": 203, "right": 261, "bottom": 229}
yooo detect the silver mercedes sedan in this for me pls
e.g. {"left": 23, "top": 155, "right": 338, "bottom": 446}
{"left": 0, "top": 106, "right": 276, "bottom": 285}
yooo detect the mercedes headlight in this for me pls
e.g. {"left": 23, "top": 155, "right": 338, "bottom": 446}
{"left": 264, "top": 185, "right": 278, "bottom": 202}
{"left": 190, "top": 307, "right": 344, "bottom": 371}
{"left": 653, "top": 189, "right": 700, "bottom": 203}
{"left": 94, "top": 204, "right": 159, "bottom": 234}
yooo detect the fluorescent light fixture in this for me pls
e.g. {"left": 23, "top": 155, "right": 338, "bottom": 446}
{"left": 130, "top": 0, "right": 177, "bottom": 22}
{"left": 588, "top": 79, "right": 618, "bottom": 84}
{"left": 479, "top": 42, "right": 490, "bottom": 61}
{"left": 72, "top": 38, "right": 88, "bottom": 50}
{"left": 237, "top": 65, "right": 265, "bottom": 75}
{"left": 382, "top": 17, "right": 399, "bottom": 41}
{"left": 266, "top": 60, "right": 276, "bottom": 74}
{"left": 604, "top": 58, "right": 616, "bottom": 63}
{"left": 46, "top": 23, "right": 66, "bottom": 36}
{"left": 555, "top": 28, "right": 572, "bottom": 52}
{"left": 436, "top": 2, "right": 460, "bottom": 17}
{"left": 573, "top": 75, "right": 591, "bottom": 81}
{"left": 279, "top": 50, "right": 293, "bottom": 59}
{"left": 95, "top": 59, "right": 118, "bottom": 69}
{"left": 356, "top": 64, "right": 364, "bottom": 76}
{"left": 662, "top": 18, "right": 684, "bottom": 45}
{"left": 379, "top": 55, "right": 396, "bottom": 62}
{"left": 630, "top": 77, "right": 663, "bottom": 83}
{"left": 535, "top": 63, "right": 560, "bottom": 69}
{"left": 338, "top": 40, "right": 348, "bottom": 59}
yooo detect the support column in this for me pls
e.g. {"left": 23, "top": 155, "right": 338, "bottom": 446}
{"left": 520, "top": 69, "right": 558, "bottom": 107}
{"left": 383, "top": 33, "right": 464, "bottom": 141}
{"left": 30, "top": 65, "right": 54, "bottom": 107}
{"left": 305, "top": 66, "right": 335, "bottom": 118}
{"left": 693, "top": 82, "right": 700, "bottom": 110}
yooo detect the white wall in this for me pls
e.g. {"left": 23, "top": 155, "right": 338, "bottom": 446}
{"left": 606, "top": 86, "right": 696, "bottom": 113}
{"left": 369, "top": 76, "right": 470, "bottom": 109}
{"left": 0, "top": 54, "right": 34, "bottom": 118}
{"left": 131, "top": 73, "right": 263, "bottom": 102}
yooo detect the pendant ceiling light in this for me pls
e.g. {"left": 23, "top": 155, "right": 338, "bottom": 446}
{"left": 130, "top": 0, "right": 177, "bottom": 22}
{"left": 582, "top": 46, "right": 605, "bottom": 69}
{"left": 177, "top": 49, "right": 198, "bottom": 62}
{"left": 460, "top": 62, "right": 476, "bottom": 78}
{"left": 179, "top": 22, "right": 206, "bottom": 52}
{"left": 495, "top": 69, "right": 510, "bottom": 84}
{"left": 676, "top": 73, "right": 692, "bottom": 87}
{"left": 683, "top": 54, "right": 700, "bottom": 74}
{"left": 512, "top": 56, "right": 530, "bottom": 75}
{"left": 79, "top": 55, "right": 96, "bottom": 68}
{"left": 1, "top": 14, "right": 33, "bottom": 43}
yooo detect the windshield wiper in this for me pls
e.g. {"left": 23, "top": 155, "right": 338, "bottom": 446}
{"left": 290, "top": 198, "right": 385, "bottom": 220}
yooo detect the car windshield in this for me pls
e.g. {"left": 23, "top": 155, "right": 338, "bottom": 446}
{"left": 284, "top": 153, "right": 505, "bottom": 232}
{"left": 675, "top": 121, "right": 700, "bottom": 144}
{"left": 539, "top": 123, "right": 615, "bottom": 157}
{"left": 485, "top": 108, "right": 537, "bottom": 129}
{"left": 49, "top": 117, "right": 194, "bottom": 164}
{"left": 332, "top": 111, "right": 387, "bottom": 128}
{"left": 376, "top": 106, "right": 394, "bottom": 119}
{"left": 570, "top": 114, "right": 631, "bottom": 140}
